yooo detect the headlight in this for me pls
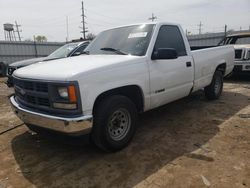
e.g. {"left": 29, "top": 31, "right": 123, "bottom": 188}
{"left": 54, "top": 85, "right": 78, "bottom": 109}
{"left": 7, "top": 67, "right": 17, "bottom": 76}
{"left": 246, "top": 51, "right": 250, "bottom": 60}
{"left": 58, "top": 87, "right": 68, "bottom": 99}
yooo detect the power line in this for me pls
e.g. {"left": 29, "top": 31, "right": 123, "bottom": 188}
{"left": 81, "top": 1, "right": 88, "bottom": 39}
{"left": 23, "top": 7, "right": 80, "bottom": 25}
{"left": 148, "top": 13, "right": 157, "bottom": 22}
{"left": 87, "top": 17, "right": 119, "bottom": 26}
{"left": 86, "top": 8, "right": 135, "bottom": 22}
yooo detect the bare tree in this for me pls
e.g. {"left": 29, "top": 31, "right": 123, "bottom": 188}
{"left": 35, "top": 35, "right": 47, "bottom": 42}
{"left": 86, "top": 33, "right": 96, "bottom": 40}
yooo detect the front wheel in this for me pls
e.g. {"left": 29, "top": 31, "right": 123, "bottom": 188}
{"left": 91, "top": 95, "right": 137, "bottom": 152}
{"left": 204, "top": 70, "right": 223, "bottom": 100}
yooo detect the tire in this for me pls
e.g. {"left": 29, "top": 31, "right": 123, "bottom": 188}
{"left": 91, "top": 95, "right": 137, "bottom": 152}
{"left": 204, "top": 70, "right": 223, "bottom": 100}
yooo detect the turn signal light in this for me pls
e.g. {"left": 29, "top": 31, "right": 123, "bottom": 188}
{"left": 68, "top": 85, "right": 77, "bottom": 103}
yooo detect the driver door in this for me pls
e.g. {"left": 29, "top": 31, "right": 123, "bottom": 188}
{"left": 149, "top": 25, "right": 194, "bottom": 109}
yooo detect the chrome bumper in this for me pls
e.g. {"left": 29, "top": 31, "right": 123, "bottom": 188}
{"left": 235, "top": 61, "right": 250, "bottom": 71}
{"left": 10, "top": 96, "right": 93, "bottom": 135}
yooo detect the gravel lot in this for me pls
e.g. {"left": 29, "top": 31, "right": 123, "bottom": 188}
{"left": 0, "top": 76, "right": 250, "bottom": 188}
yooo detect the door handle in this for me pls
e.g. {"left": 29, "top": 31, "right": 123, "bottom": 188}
{"left": 186, "top": 62, "right": 192, "bottom": 67}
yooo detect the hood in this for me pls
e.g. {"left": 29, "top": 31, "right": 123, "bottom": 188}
{"left": 14, "top": 55, "right": 142, "bottom": 81}
{"left": 233, "top": 44, "right": 250, "bottom": 49}
{"left": 10, "top": 57, "right": 47, "bottom": 67}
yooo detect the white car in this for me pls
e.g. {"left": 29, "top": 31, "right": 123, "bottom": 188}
{"left": 10, "top": 22, "right": 234, "bottom": 151}
{"left": 6, "top": 41, "right": 90, "bottom": 87}
{"left": 218, "top": 33, "right": 250, "bottom": 73}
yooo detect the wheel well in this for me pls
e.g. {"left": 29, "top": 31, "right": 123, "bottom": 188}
{"left": 93, "top": 85, "right": 144, "bottom": 114}
{"left": 216, "top": 63, "right": 226, "bottom": 76}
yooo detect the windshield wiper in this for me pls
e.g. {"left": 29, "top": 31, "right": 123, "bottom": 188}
{"left": 100, "top": 47, "right": 128, "bottom": 55}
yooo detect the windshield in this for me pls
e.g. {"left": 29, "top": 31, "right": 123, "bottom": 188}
{"left": 219, "top": 36, "right": 250, "bottom": 45}
{"left": 46, "top": 42, "right": 79, "bottom": 60}
{"left": 85, "top": 24, "right": 155, "bottom": 56}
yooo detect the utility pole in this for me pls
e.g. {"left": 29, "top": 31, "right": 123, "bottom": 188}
{"left": 81, "top": 1, "right": 88, "bottom": 40}
{"left": 15, "top": 21, "right": 22, "bottom": 41}
{"left": 148, "top": 13, "right": 157, "bottom": 22}
{"left": 66, "top": 16, "right": 69, "bottom": 42}
{"left": 198, "top": 21, "right": 203, "bottom": 35}
{"left": 224, "top": 24, "right": 227, "bottom": 37}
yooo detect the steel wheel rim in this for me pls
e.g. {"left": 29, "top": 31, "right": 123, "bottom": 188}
{"left": 108, "top": 108, "right": 131, "bottom": 141}
{"left": 214, "top": 76, "right": 221, "bottom": 94}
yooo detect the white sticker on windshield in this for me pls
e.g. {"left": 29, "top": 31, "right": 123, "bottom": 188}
{"left": 128, "top": 32, "right": 148, "bottom": 39}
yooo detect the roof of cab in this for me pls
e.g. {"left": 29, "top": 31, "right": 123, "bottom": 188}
{"left": 102, "top": 22, "right": 180, "bottom": 31}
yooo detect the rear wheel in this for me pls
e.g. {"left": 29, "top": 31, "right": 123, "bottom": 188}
{"left": 204, "top": 70, "right": 223, "bottom": 100}
{"left": 91, "top": 95, "right": 137, "bottom": 152}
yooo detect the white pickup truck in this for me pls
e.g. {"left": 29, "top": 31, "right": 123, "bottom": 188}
{"left": 10, "top": 22, "right": 234, "bottom": 151}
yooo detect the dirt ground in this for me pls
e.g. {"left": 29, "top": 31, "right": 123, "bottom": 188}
{"left": 0, "top": 76, "right": 250, "bottom": 188}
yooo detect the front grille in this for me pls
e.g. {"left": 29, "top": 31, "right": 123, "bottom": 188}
{"left": 36, "top": 82, "right": 49, "bottom": 92}
{"left": 235, "top": 49, "right": 243, "bottom": 59}
{"left": 13, "top": 77, "right": 82, "bottom": 116}
{"left": 14, "top": 78, "right": 48, "bottom": 92}
{"left": 14, "top": 78, "right": 50, "bottom": 109}
{"left": 7, "top": 67, "right": 16, "bottom": 76}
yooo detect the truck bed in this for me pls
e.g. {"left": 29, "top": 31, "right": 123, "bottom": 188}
{"left": 191, "top": 45, "right": 234, "bottom": 92}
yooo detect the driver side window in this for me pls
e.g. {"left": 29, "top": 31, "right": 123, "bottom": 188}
{"left": 154, "top": 25, "right": 187, "bottom": 56}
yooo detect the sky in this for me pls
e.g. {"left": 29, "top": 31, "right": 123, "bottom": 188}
{"left": 0, "top": 0, "right": 250, "bottom": 42}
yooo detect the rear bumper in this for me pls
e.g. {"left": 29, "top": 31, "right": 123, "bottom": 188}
{"left": 10, "top": 96, "right": 93, "bottom": 135}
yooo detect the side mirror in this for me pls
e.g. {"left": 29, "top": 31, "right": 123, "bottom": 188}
{"left": 152, "top": 48, "right": 178, "bottom": 60}
{"left": 71, "top": 51, "right": 82, "bottom": 56}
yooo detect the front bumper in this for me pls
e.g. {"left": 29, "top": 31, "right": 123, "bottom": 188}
{"left": 6, "top": 76, "right": 13, "bottom": 87}
{"left": 234, "top": 61, "right": 250, "bottom": 72}
{"left": 10, "top": 96, "right": 93, "bottom": 135}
